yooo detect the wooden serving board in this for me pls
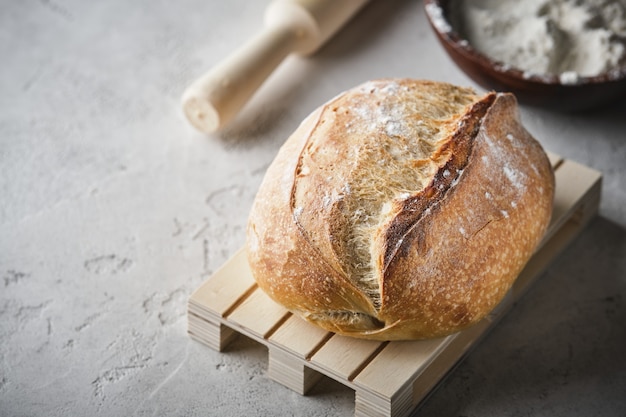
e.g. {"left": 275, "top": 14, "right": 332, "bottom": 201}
{"left": 188, "top": 152, "right": 601, "bottom": 417}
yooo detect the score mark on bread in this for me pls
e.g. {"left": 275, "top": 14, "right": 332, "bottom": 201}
{"left": 246, "top": 79, "right": 554, "bottom": 341}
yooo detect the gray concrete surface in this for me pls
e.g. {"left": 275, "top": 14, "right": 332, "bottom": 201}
{"left": 1, "top": 0, "right": 625, "bottom": 416}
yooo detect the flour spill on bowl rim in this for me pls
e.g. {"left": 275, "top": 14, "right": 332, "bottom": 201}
{"left": 425, "top": 2, "right": 452, "bottom": 33}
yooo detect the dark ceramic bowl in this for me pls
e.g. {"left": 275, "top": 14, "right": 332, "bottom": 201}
{"left": 424, "top": 0, "right": 626, "bottom": 111}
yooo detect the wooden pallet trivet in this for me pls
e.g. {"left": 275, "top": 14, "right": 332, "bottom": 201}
{"left": 188, "top": 152, "right": 601, "bottom": 417}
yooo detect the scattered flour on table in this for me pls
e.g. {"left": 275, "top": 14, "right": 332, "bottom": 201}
{"left": 452, "top": 0, "right": 626, "bottom": 82}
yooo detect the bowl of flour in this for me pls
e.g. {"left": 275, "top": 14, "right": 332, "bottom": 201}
{"left": 424, "top": 0, "right": 626, "bottom": 110}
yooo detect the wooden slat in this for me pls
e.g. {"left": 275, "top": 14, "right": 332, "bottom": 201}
{"left": 353, "top": 336, "right": 454, "bottom": 399}
{"left": 545, "top": 159, "right": 602, "bottom": 242}
{"left": 410, "top": 318, "right": 492, "bottom": 406}
{"left": 189, "top": 248, "right": 256, "bottom": 317}
{"left": 269, "top": 315, "right": 331, "bottom": 359}
{"left": 512, "top": 214, "right": 596, "bottom": 301}
{"left": 227, "top": 287, "right": 290, "bottom": 339}
{"left": 310, "top": 334, "right": 385, "bottom": 381}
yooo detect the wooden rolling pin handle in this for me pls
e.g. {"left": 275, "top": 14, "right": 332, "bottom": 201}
{"left": 181, "top": 23, "right": 305, "bottom": 133}
{"left": 181, "top": 0, "right": 369, "bottom": 133}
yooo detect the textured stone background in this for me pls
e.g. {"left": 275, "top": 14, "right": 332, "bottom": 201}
{"left": 1, "top": 0, "right": 625, "bottom": 416}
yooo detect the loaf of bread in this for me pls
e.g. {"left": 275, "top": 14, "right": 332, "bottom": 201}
{"left": 246, "top": 79, "right": 554, "bottom": 341}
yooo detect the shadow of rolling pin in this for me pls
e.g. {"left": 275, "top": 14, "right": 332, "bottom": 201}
{"left": 181, "top": 0, "right": 370, "bottom": 133}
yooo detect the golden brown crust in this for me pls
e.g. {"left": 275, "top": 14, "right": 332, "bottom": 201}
{"left": 246, "top": 108, "right": 376, "bottom": 319}
{"left": 246, "top": 79, "right": 554, "bottom": 340}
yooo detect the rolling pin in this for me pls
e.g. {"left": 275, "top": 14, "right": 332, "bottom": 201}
{"left": 181, "top": 0, "right": 370, "bottom": 133}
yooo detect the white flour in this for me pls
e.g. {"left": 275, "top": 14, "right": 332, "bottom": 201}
{"left": 453, "top": 0, "right": 626, "bottom": 82}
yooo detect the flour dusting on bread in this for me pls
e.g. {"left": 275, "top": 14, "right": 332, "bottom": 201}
{"left": 292, "top": 80, "right": 482, "bottom": 309}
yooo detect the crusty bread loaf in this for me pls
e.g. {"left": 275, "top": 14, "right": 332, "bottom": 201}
{"left": 246, "top": 79, "right": 554, "bottom": 341}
